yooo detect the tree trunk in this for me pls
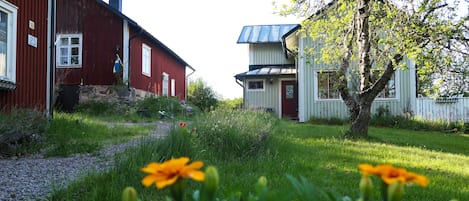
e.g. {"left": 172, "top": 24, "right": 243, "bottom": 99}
{"left": 345, "top": 100, "right": 372, "bottom": 139}
{"left": 343, "top": 0, "right": 372, "bottom": 139}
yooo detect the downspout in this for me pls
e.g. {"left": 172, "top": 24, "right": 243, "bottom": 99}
{"left": 127, "top": 27, "right": 144, "bottom": 90}
{"left": 46, "top": 0, "right": 56, "bottom": 119}
{"left": 185, "top": 67, "right": 195, "bottom": 101}
{"left": 235, "top": 76, "right": 245, "bottom": 106}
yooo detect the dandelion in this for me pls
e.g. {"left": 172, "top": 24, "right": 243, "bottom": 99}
{"left": 141, "top": 157, "right": 205, "bottom": 189}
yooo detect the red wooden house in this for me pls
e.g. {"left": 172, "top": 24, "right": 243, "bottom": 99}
{"left": 55, "top": 0, "right": 193, "bottom": 110}
{"left": 0, "top": 0, "right": 54, "bottom": 115}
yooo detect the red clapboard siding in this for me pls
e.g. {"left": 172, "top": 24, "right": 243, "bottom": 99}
{"left": 129, "top": 31, "right": 187, "bottom": 99}
{"left": 56, "top": 0, "right": 123, "bottom": 85}
{"left": 0, "top": 0, "right": 49, "bottom": 111}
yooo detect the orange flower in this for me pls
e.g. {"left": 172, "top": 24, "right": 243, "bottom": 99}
{"left": 404, "top": 172, "right": 429, "bottom": 187}
{"left": 141, "top": 157, "right": 205, "bottom": 189}
{"left": 358, "top": 164, "right": 428, "bottom": 187}
{"left": 179, "top": 122, "right": 187, "bottom": 128}
{"left": 358, "top": 163, "right": 378, "bottom": 176}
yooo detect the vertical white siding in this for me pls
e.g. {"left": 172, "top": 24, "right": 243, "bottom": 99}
{"left": 415, "top": 98, "right": 469, "bottom": 122}
{"left": 244, "top": 78, "right": 280, "bottom": 116}
{"left": 299, "top": 37, "right": 416, "bottom": 121}
{"left": 249, "top": 43, "right": 294, "bottom": 65}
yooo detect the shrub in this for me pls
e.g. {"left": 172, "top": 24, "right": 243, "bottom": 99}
{"left": 218, "top": 98, "right": 243, "bottom": 110}
{"left": 193, "top": 108, "right": 277, "bottom": 159}
{"left": 187, "top": 78, "right": 219, "bottom": 112}
{"left": 0, "top": 109, "right": 47, "bottom": 157}
{"left": 136, "top": 96, "right": 186, "bottom": 118}
{"left": 74, "top": 100, "right": 130, "bottom": 116}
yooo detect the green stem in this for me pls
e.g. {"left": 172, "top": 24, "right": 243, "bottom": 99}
{"left": 381, "top": 181, "right": 388, "bottom": 201}
{"left": 170, "top": 179, "right": 185, "bottom": 201}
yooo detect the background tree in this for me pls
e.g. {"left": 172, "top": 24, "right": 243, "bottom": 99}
{"left": 187, "top": 78, "right": 219, "bottom": 112}
{"left": 276, "top": 0, "right": 468, "bottom": 138}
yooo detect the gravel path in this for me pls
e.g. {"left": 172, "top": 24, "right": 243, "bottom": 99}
{"left": 0, "top": 121, "right": 172, "bottom": 201}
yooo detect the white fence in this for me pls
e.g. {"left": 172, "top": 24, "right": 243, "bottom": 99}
{"left": 415, "top": 97, "right": 469, "bottom": 122}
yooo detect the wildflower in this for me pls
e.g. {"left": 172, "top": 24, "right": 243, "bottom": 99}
{"left": 179, "top": 122, "right": 187, "bottom": 128}
{"left": 358, "top": 164, "right": 428, "bottom": 187}
{"left": 141, "top": 157, "right": 205, "bottom": 189}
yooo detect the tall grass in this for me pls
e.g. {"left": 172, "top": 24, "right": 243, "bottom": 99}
{"left": 48, "top": 111, "right": 469, "bottom": 201}
{"left": 193, "top": 108, "right": 278, "bottom": 159}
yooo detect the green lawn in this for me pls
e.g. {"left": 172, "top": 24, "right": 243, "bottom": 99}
{"left": 49, "top": 119, "right": 469, "bottom": 201}
{"left": 44, "top": 112, "right": 153, "bottom": 157}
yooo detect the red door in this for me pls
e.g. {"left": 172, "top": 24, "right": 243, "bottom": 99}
{"left": 281, "top": 80, "right": 298, "bottom": 119}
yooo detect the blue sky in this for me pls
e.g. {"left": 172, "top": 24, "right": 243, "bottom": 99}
{"left": 119, "top": 0, "right": 299, "bottom": 99}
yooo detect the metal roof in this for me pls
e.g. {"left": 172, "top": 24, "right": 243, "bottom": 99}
{"left": 235, "top": 66, "right": 296, "bottom": 79}
{"left": 237, "top": 24, "right": 300, "bottom": 44}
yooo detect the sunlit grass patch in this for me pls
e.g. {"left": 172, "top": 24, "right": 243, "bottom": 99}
{"left": 45, "top": 112, "right": 152, "bottom": 157}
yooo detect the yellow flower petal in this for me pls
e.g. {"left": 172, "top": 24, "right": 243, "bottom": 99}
{"left": 141, "top": 162, "right": 161, "bottom": 173}
{"left": 141, "top": 157, "right": 205, "bottom": 189}
{"left": 358, "top": 164, "right": 376, "bottom": 176}
{"left": 170, "top": 157, "right": 190, "bottom": 166}
{"left": 141, "top": 175, "right": 158, "bottom": 187}
{"left": 156, "top": 175, "right": 179, "bottom": 189}
{"left": 187, "top": 170, "right": 205, "bottom": 181}
{"left": 187, "top": 161, "right": 204, "bottom": 169}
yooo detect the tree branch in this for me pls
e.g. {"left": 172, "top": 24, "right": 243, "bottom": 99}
{"left": 421, "top": 3, "right": 448, "bottom": 23}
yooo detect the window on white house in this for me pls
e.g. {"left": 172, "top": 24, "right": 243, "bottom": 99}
{"left": 0, "top": 1, "right": 17, "bottom": 86}
{"left": 247, "top": 80, "right": 264, "bottom": 91}
{"left": 171, "top": 78, "right": 175, "bottom": 96}
{"left": 317, "top": 71, "right": 340, "bottom": 99}
{"left": 371, "top": 70, "right": 396, "bottom": 98}
{"left": 162, "top": 73, "right": 169, "bottom": 96}
{"left": 142, "top": 43, "right": 151, "bottom": 76}
{"left": 316, "top": 70, "right": 397, "bottom": 100}
{"left": 56, "top": 34, "right": 82, "bottom": 68}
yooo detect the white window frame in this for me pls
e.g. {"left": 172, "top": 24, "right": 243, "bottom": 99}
{"left": 0, "top": 1, "right": 17, "bottom": 84}
{"left": 247, "top": 79, "right": 265, "bottom": 91}
{"left": 170, "top": 78, "right": 175, "bottom": 96}
{"left": 313, "top": 70, "right": 400, "bottom": 101}
{"left": 141, "top": 43, "right": 151, "bottom": 77}
{"left": 56, "top": 34, "right": 83, "bottom": 68}
{"left": 315, "top": 71, "right": 341, "bottom": 100}
{"left": 162, "top": 72, "right": 169, "bottom": 96}
{"left": 373, "top": 70, "right": 400, "bottom": 100}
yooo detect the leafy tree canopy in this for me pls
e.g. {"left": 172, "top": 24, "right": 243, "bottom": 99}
{"left": 275, "top": 0, "right": 468, "bottom": 137}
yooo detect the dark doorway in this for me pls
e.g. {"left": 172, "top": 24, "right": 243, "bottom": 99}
{"left": 55, "top": 85, "right": 79, "bottom": 112}
{"left": 281, "top": 80, "right": 298, "bottom": 119}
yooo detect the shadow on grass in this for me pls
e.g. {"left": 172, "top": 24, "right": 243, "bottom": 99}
{"left": 272, "top": 131, "right": 469, "bottom": 201}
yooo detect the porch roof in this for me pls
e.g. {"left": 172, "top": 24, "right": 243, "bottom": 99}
{"left": 235, "top": 66, "right": 296, "bottom": 79}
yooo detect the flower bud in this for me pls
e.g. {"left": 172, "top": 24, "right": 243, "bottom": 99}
{"left": 201, "top": 166, "right": 219, "bottom": 201}
{"left": 258, "top": 176, "right": 268, "bottom": 187}
{"left": 387, "top": 182, "right": 404, "bottom": 201}
{"left": 204, "top": 166, "right": 220, "bottom": 193}
{"left": 122, "top": 186, "right": 138, "bottom": 201}
{"left": 359, "top": 176, "right": 373, "bottom": 201}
